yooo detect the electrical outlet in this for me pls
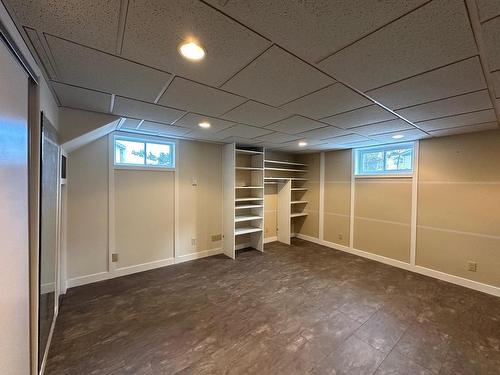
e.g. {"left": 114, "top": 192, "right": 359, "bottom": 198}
{"left": 191, "top": 238, "right": 197, "bottom": 247}
{"left": 338, "top": 233, "right": 343, "bottom": 241}
{"left": 111, "top": 253, "right": 118, "bottom": 262}
{"left": 211, "top": 234, "right": 222, "bottom": 241}
{"left": 467, "top": 261, "right": 477, "bottom": 272}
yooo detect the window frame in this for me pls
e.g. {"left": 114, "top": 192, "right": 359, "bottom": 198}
{"left": 354, "top": 142, "right": 415, "bottom": 178}
{"left": 113, "top": 133, "right": 176, "bottom": 171}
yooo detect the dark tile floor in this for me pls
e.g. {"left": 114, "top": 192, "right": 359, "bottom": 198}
{"left": 46, "top": 239, "right": 500, "bottom": 374}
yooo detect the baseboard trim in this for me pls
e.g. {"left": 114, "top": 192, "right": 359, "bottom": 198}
{"left": 67, "top": 271, "right": 110, "bottom": 289}
{"left": 295, "top": 234, "right": 500, "bottom": 297}
{"left": 114, "top": 257, "right": 175, "bottom": 278}
{"left": 67, "top": 249, "right": 223, "bottom": 289}
{"left": 175, "top": 248, "right": 223, "bottom": 263}
{"left": 264, "top": 236, "right": 277, "bottom": 244}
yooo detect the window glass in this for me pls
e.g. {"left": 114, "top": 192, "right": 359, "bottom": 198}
{"left": 355, "top": 143, "right": 414, "bottom": 175}
{"left": 115, "top": 139, "right": 145, "bottom": 165}
{"left": 114, "top": 137, "right": 175, "bottom": 168}
{"left": 146, "top": 143, "right": 173, "bottom": 167}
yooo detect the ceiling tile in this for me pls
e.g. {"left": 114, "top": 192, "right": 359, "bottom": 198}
{"left": 206, "top": 0, "right": 426, "bottom": 61}
{"left": 121, "top": 0, "right": 270, "bottom": 87}
{"left": 370, "top": 128, "right": 428, "bottom": 143}
{"left": 275, "top": 139, "right": 326, "bottom": 152}
{"left": 429, "top": 122, "right": 499, "bottom": 137}
{"left": 297, "top": 126, "right": 348, "bottom": 140}
{"left": 367, "top": 57, "right": 487, "bottom": 109}
{"left": 281, "top": 83, "right": 371, "bottom": 119}
{"left": 120, "top": 118, "right": 142, "bottom": 130}
{"left": 158, "top": 77, "right": 246, "bottom": 117}
{"left": 174, "top": 113, "right": 235, "bottom": 132}
{"left": 416, "top": 109, "right": 497, "bottom": 131}
{"left": 324, "top": 133, "right": 370, "bottom": 144}
{"left": 351, "top": 119, "right": 414, "bottom": 136}
{"left": 221, "top": 46, "right": 334, "bottom": 106}
{"left": 214, "top": 124, "right": 273, "bottom": 139}
{"left": 184, "top": 130, "right": 227, "bottom": 142}
{"left": 318, "top": 0, "right": 477, "bottom": 91}
{"left": 112, "top": 97, "right": 185, "bottom": 124}
{"left": 46, "top": 35, "right": 172, "bottom": 102}
{"left": 396, "top": 90, "right": 493, "bottom": 122}
{"left": 321, "top": 104, "right": 396, "bottom": 128}
{"left": 265, "top": 115, "right": 327, "bottom": 134}
{"left": 222, "top": 137, "right": 264, "bottom": 145}
{"left": 5, "top": 0, "right": 120, "bottom": 52}
{"left": 138, "top": 121, "right": 192, "bottom": 136}
{"left": 341, "top": 139, "right": 381, "bottom": 149}
{"left": 222, "top": 100, "right": 289, "bottom": 126}
{"left": 482, "top": 17, "right": 500, "bottom": 71}
{"left": 52, "top": 81, "right": 111, "bottom": 113}
{"left": 24, "top": 27, "right": 57, "bottom": 79}
{"left": 253, "top": 132, "right": 301, "bottom": 144}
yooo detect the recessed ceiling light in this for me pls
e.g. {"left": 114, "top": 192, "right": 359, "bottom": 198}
{"left": 179, "top": 41, "right": 206, "bottom": 61}
{"left": 198, "top": 121, "right": 211, "bottom": 129}
{"left": 392, "top": 134, "right": 405, "bottom": 139}
{"left": 298, "top": 141, "right": 307, "bottom": 147}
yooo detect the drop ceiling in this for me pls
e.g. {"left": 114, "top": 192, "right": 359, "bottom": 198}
{"left": 5, "top": 0, "right": 500, "bottom": 151}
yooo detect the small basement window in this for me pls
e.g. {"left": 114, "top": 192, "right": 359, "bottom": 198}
{"left": 354, "top": 142, "right": 414, "bottom": 176}
{"left": 114, "top": 136, "right": 175, "bottom": 169}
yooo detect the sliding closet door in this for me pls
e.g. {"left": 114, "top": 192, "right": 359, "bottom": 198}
{"left": 0, "top": 40, "right": 30, "bottom": 374}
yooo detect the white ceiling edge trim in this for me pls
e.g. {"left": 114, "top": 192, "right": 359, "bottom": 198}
{"left": 62, "top": 119, "right": 120, "bottom": 153}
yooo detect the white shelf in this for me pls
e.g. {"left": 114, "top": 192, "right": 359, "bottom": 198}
{"left": 235, "top": 197, "right": 263, "bottom": 202}
{"left": 235, "top": 227, "right": 262, "bottom": 235}
{"left": 236, "top": 149, "right": 263, "bottom": 155}
{"left": 264, "top": 177, "right": 290, "bottom": 181}
{"left": 235, "top": 186, "right": 263, "bottom": 189}
{"left": 235, "top": 215, "right": 263, "bottom": 222}
{"left": 235, "top": 204, "right": 263, "bottom": 209}
{"left": 291, "top": 188, "right": 308, "bottom": 191}
{"left": 265, "top": 159, "right": 307, "bottom": 167}
{"left": 235, "top": 167, "right": 263, "bottom": 171}
{"left": 291, "top": 200, "right": 308, "bottom": 204}
{"left": 265, "top": 167, "right": 308, "bottom": 172}
{"left": 291, "top": 212, "right": 308, "bottom": 218}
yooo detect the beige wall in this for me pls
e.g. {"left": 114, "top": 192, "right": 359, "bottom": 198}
{"left": 67, "top": 137, "right": 109, "bottom": 278}
{"left": 312, "top": 129, "right": 500, "bottom": 289}
{"left": 115, "top": 170, "right": 175, "bottom": 267}
{"left": 324, "top": 150, "right": 351, "bottom": 246}
{"left": 66, "top": 135, "right": 223, "bottom": 283}
{"left": 417, "top": 130, "right": 500, "bottom": 286}
{"left": 264, "top": 184, "right": 277, "bottom": 239}
{"left": 178, "top": 140, "right": 223, "bottom": 255}
{"left": 354, "top": 178, "right": 412, "bottom": 262}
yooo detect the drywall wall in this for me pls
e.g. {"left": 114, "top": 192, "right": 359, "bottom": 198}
{"left": 313, "top": 129, "right": 500, "bottom": 292}
{"left": 324, "top": 150, "right": 351, "bottom": 246}
{"left": 177, "top": 140, "right": 223, "bottom": 255}
{"left": 59, "top": 107, "right": 119, "bottom": 144}
{"left": 264, "top": 184, "right": 277, "bottom": 239}
{"left": 115, "top": 170, "right": 175, "bottom": 267}
{"left": 66, "top": 136, "right": 109, "bottom": 279}
{"left": 354, "top": 178, "right": 412, "bottom": 262}
{"left": 417, "top": 130, "right": 500, "bottom": 286}
{"left": 65, "top": 134, "right": 224, "bottom": 286}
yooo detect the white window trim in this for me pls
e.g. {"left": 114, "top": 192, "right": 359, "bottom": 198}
{"left": 354, "top": 141, "right": 415, "bottom": 178}
{"left": 113, "top": 132, "right": 177, "bottom": 171}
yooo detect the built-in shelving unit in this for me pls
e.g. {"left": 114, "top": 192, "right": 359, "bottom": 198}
{"left": 223, "top": 144, "right": 264, "bottom": 258}
{"left": 264, "top": 157, "right": 309, "bottom": 245}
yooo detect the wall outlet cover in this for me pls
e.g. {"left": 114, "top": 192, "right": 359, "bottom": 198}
{"left": 211, "top": 234, "right": 222, "bottom": 241}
